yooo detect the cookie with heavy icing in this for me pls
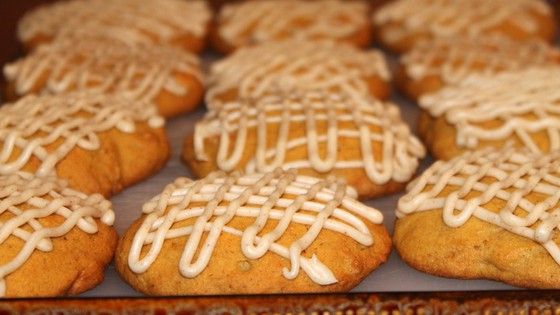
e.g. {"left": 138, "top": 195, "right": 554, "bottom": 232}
{"left": 394, "top": 146, "right": 560, "bottom": 289}
{"left": 206, "top": 39, "right": 391, "bottom": 108}
{"left": 417, "top": 67, "right": 560, "bottom": 161}
{"left": 17, "top": 0, "right": 211, "bottom": 53}
{"left": 0, "top": 172, "right": 117, "bottom": 297}
{"left": 211, "top": 0, "right": 372, "bottom": 54}
{"left": 373, "top": 0, "right": 556, "bottom": 53}
{"left": 4, "top": 37, "right": 204, "bottom": 118}
{"left": 396, "top": 36, "right": 560, "bottom": 100}
{"left": 0, "top": 92, "right": 170, "bottom": 197}
{"left": 182, "top": 92, "right": 425, "bottom": 200}
{"left": 115, "top": 168, "right": 392, "bottom": 295}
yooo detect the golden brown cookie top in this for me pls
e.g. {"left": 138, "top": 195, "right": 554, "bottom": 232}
{"left": 0, "top": 172, "right": 115, "bottom": 297}
{"left": 206, "top": 39, "right": 391, "bottom": 107}
{"left": 400, "top": 35, "right": 560, "bottom": 84}
{"left": 17, "top": 0, "right": 211, "bottom": 49}
{"left": 194, "top": 92, "right": 425, "bottom": 184}
{"left": 397, "top": 146, "right": 560, "bottom": 266}
{"left": 374, "top": 0, "right": 554, "bottom": 49}
{"left": 419, "top": 67, "right": 560, "bottom": 154}
{"left": 4, "top": 37, "right": 203, "bottom": 101}
{"left": 128, "top": 168, "right": 383, "bottom": 285}
{"left": 0, "top": 92, "right": 164, "bottom": 178}
{"left": 216, "top": 0, "right": 369, "bottom": 47}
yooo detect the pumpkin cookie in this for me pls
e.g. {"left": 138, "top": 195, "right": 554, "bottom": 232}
{"left": 17, "top": 0, "right": 212, "bottom": 53}
{"left": 394, "top": 146, "right": 560, "bottom": 289}
{"left": 4, "top": 37, "right": 204, "bottom": 118}
{"left": 0, "top": 172, "right": 117, "bottom": 297}
{"left": 211, "top": 0, "right": 372, "bottom": 54}
{"left": 0, "top": 92, "right": 169, "bottom": 197}
{"left": 183, "top": 92, "right": 425, "bottom": 200}
{"left": 115, "top": 168, "right": 392, "bottom": 295}
{"left": 396, "top": 36, "right": 560, "bottom": 100}
{"left": 373, "top": 0, "right": 556, "bottom": 53}
{"left": 417, "top": 67, "right": 560, "bottom": 161}
{"left": 206, "top": 39, "right": 391, "bottom": 108}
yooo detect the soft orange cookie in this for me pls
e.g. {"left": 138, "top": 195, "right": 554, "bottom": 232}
{"left": 417, "top": 67, "right": 560, "bottom": 161}
{"left": 0, "top": 172, "right": 117, "bottom": 297}
{"left": 183, "top": 92, "right": 425, "bottom": 200}
{"left": 373, "top": 0, "right": 557, "bottom": 53}
{"left": 206, "top": 39, "right": 391, "bottom": 108}
{"left": 0, "top": 92, "right": 170, "bottom": 197}
{"left": 211, "top": 0, "right": 372, "bottom": 54}
{"left": 115, "top": 168, "right": 392, "bottom": 295}
{"left": 396, "top": 36, "right": 560, "bottom": 100}
{"left": 394, "top": 146, "right": 560, "bottom": 288}
{"left": 3, "top": 37, "right": 204, "bottom": 118}
{"left": 16, "top": 0, "right": 212, "bottom": 53}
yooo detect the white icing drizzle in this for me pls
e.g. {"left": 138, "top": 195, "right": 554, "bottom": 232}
{"left": 401, "top": 35, "right": 560, "bottom": 84}
{"left": 194, "top": 92, "right": 425, "bottom": 186}
{"left": 0, "top": 92, "right": 164, "bottom": 178}
{"left": 374, "top": 0, "right": 552, "bottom": 44}
{"left": 3, "top": 37, "right": 203, "bottom": 102}
{"left": 419, "top": 67, "right": 560, "bottom": 154}
{"left": 218, "top": 0, "right": 368, "bottom": 47}
{"left": 398, "top": 146, "right": 560, "bottom": 265}
{"left": 129, "top": 168, "right": 383, "bottom": 285}
{"left": 17, "top": 0, "right": 211, "bottom": 47}
{"left": 0, "top": 171, "right": 114, "bottom": 297}
{"left": 206, "top": 40, "right": 390, "bottom": 108}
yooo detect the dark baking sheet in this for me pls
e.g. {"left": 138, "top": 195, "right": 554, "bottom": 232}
{"left": 1, "top": 0, "right": 560, "bottom": 312}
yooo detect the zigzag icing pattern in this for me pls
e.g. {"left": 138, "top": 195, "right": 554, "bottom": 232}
{"left": 129, "top": 168, "right": 383, "bottom": 284}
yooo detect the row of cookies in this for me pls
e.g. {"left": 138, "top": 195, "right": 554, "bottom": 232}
{"left": 376, "top": 0, "right": 560, "bottom": 289}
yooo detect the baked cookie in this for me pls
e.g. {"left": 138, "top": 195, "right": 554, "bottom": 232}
{"left": 16, "top": 0, "right": 211, "bottom": 53}
{"left": 417, "top": 67, "right": 560, "bottom": 161}
{"left": 206, "top": 39, "right": 391, "bottom": 108}
{"left": 396, "top": 36, "right": 560, "bottom": 100}
{"left": 211, "top": 0, "right": 372, "bottom": 54}
{"left": 115, "top": 168, "right": 392, "bottom": 295}
{"left": 0, "top": 172, "right": 117, "bottom": 297}
{"left": 3, "top": 37, "right": 204, "bottom": 118}
{"left": 373, "top": 0, "right": 556, "bottom": 53}
{"left": 0, "top": 92, "right": 170, "bottom": 197}
{"left": 183, "top": 92, "right": 425, "bottom": 200}
{"left": 394, "top": 146, "right": 560, "bottom": 289}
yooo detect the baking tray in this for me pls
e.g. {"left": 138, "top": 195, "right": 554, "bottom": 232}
{"left": 0, "top": 0, "right": 560, "bottom": 312}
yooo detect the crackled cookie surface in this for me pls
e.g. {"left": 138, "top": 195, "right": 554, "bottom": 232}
{"left": 373, "top": 0, "right": 556, "bottom": 53}
{"left": 418, "top": 67, "right": 560, "bottom": 161}
{"left": 0, "top": 92, "right": 169, "bottom": 197}
{"left": 183, "top": 92, "right": 425, "bottom": 200}
{"left": 396, "top": 36, "right": 560, "bottom": 100}
{"left": 17, "top": 0, "right": 211, "bottom": 53}
{"left": 4, "top": 37, "right": 204, "bottom": 118}
{"left": 115, "top": 168, "right": 392, "bottom": 295}
{"left": 394, "top": 146, "right": 560, "bottom": 289}
{"left": 0, "top": 172, "right": 117, "bottom": 297}
{"left": 212, "top": 0, "right": 371, "bottom": 54}
{"left": 206, "top": 40, "right": 391, "bottom": 108}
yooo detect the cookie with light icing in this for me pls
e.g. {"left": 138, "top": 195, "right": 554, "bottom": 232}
{"left": 395, "top": 36, "right": 560, "bottom": 100}
{"left": 417, "top": 67, "right": 560, "bottom": 161}
{"left": 211, "top": 0, "right": 372, "bottom": 54}
{"left": 16, "top": 0, "right": 211, "bottom": 53}
{"left": 206, "top": 39, "right": 391, "bottom": 108}
{"left": 0, "top": 92, "right": 170, "bottom": 198}
{"left": 115, "top": 168, "right": 392, "bottom": 295}
{"left": 373, "top": 0, "right": 556, "bottom": 53}
{"left": 182, "top": 92, "right": 426, "bottom": 200}
{"left": 394, "top": 146, "right": 560, "bottom": 289}
{"left": 4, "top": 37, "right": 204, "bottom": 118}
{"left": 0, "top": 172, "right": 117, "bottom": 297}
